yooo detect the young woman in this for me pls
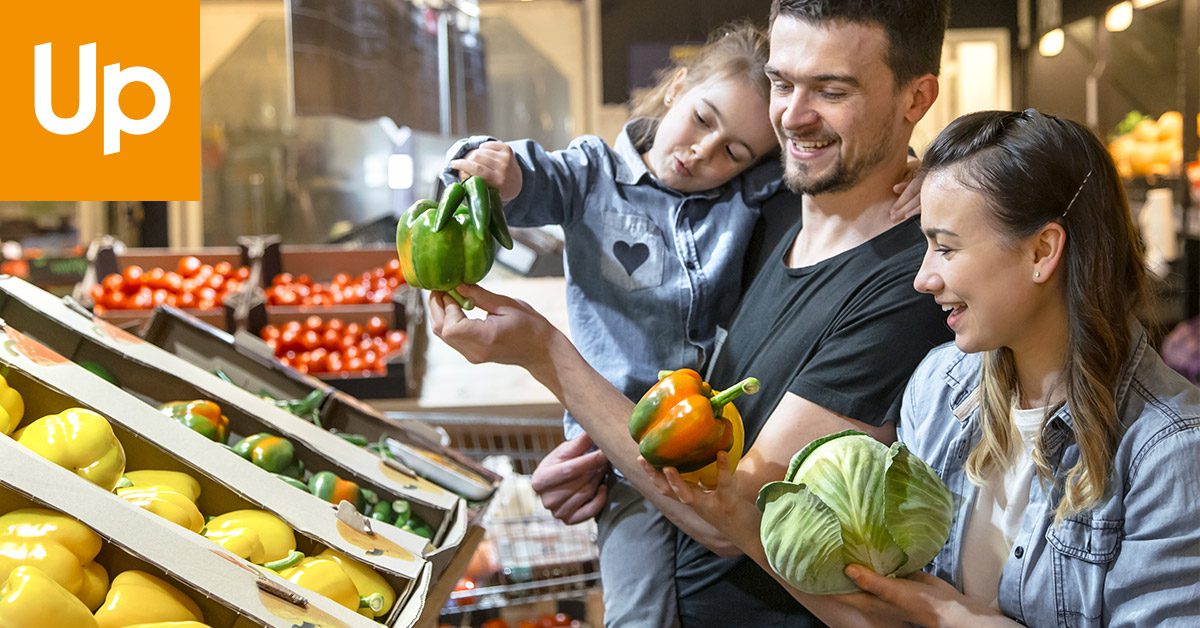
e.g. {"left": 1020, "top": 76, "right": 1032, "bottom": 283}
{"left": 647, "top": 109, "right": 1200, "bottom": 627}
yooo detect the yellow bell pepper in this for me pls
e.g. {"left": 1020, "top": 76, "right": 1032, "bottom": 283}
{"left": 0, "top": 565, "right": 98, "bottom": 628}
{"left": 201, "top": 510, "right": 299, "bottom": 568}
{"left": 0, "top": 537, "right": 83, "bottom": 594}
{"left": 122, "top": 470, "right": 202, "bottom": 502}
{"left": 0, "top": 373, "right": 24, "bottom": 436}
{"left": 278, "top": 556, "right": 384, "bottom": 615}
{"left": 116, "top": 486, "right": 204, "bottom": 533}
{"left": 15, "top": 408, "right": 126, "bottom": 491}
{"left": 317, "top": 548, "right": 395, "bottom": 618}
{"left": 93, "top": 570, "right": 204, "bottom": 628}
{"left": 123, "top": 623, "right": 213, "bottom": 628}
{"left": 78, "top": 560, "right": 110, "bottom": 612}
{"left": 0, "top": 508, "right": 102, "bottom": 564}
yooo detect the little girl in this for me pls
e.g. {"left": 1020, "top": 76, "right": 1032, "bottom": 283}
{"left": 442, "top": 21, "right": 915, "bottom": 627}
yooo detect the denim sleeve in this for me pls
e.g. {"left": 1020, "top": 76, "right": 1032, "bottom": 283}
{"left": 501, "top": 138, "right": 596, "bottom": 228}
{"left": 1106, "top": 422, "right": 1200, "bottom": 626}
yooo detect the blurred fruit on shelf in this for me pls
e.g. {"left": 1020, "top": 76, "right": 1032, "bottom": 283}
{"left": 1108, "top": 110, "right": 1199, "bottom": 180}
{"left": 263, "top": 260, "right": 405, "bottom": 307}
{"left": 91, "top": 256, "right": 249, "bottom": 314}
{"left": 259, "top": 315, "right": 407, "bottom": 377}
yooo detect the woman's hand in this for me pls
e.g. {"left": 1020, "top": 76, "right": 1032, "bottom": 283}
{"left": 449, "top": 141, "right": 523, "bottom": 202}
{"left": 890, "top": 155, "right": 925, "bottom": 222}
{"left": 428, "top": 284, "right": 556, "bottom": 369}
{"left": 844, "top": 565, "right": 1016, "bottom": 628}
{"left": 530, "top": 434, "right": 610, "bottom": 525}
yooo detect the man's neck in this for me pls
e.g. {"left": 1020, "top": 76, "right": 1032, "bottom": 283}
{"left": 788, "top": 156, "right": 910, "bottom": 268}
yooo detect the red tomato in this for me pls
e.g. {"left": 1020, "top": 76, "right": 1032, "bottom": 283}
{"left": 344, "top": 323, "right": 362, "bottom": 339}
{"left": 321, "top": 329, "right": 340, "bottom": 351}
{"left": 311, "top": 294, "right": 329, "bottom": 306}
{"left": 259, "top": 324, "right": 280, "bottom": 341}
{"left": 385, "top": 258, "right": 401, "bottom": 276}
{"left": 163, "top": 271, "right": 183, "bottom": 293}
{"left": 105, "top": 290, "right": 126, "bottom": 310}
{"left": 131, "top": 287, "right": 153, "bottom": 309}
{"left": 325, "top": 318, "right": 344, "bottom": 333}
{"left": 365, "top": 316, "right": 387, "bottom": 337}
{"left": 88, "top": 284, "right": 105, "bottom": 304}
{"left": 281, "top": 320, "right": 302, "bottom": 334}
{"left": 213, "top": 261, "right": 234, "bottom": 278}
{"left": 385, "top": 330, "right": 408, "bottom": 351}
{"left": 177, "top": 256, "right": 202, "bottom": 278}
{"left": 178, "top": 292, "right": 197, "bottom": 308}
{"left": 144, "top": 267, "right": 166, "bottom": 290}
{"left": 121, "top": 265, "right": 144, "bottom": 289}
{"left": 300, "top": 329, "right": 321, "bottom": 352}
{"left": 205, "top": 274, "right": 225, "bottom": 291}
{"left": 234, "top": 266, "right": 250, "bottom": 281}
{"left": 271, "top": 272, "right": 294, "bottom": 287}
{"left": 296, "top": 273, "right": 312, "bottom": 286}
{"left": 303, "top": 315, "right": 324, "bottom": 332}
{"left": 196, "top": 287, "right": 218, "bottom": 303}
{"left": 279, "top": 328, "right": 301, "bottom": 352}
{"left": 332, "top": 272, "right": 351, "bottom": 287}
{"left": 101, "top": 273, "right": 124, "bottom": 294}
{"left": 326, "top": 352, "right": 343, "bottom": 373}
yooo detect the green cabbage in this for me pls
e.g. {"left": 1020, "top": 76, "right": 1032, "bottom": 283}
{"left": 756, "top": 429, "right": 953, "bottom": 594}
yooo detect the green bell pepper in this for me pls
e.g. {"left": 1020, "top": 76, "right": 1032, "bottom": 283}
{"left": 273, "top": 473, "right": 310, "bottom": 492}
{"left": 232, "top": 433, "right": 298, "bottom": 475}
{"left": 307, "top": 471, "right": 366, "bottom": 512}
{"left": 395, "top": 176, "right": 513, "bottom": 310}
{"left": 158, "top": 400, "right": 229, "bottom": 443}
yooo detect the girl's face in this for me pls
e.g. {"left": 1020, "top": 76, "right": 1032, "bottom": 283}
{"left": 643, "top": 76, "right": 777, "bottom": 194}
{"left": 913, "top": 170, "right": 1052, "bottom": 355}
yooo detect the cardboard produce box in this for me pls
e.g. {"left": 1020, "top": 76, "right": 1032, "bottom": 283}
{"left": 0, "top": 325, "right": 431, "bottom": 626}
{"left": 0, "top": 275, "right": 469, "bottom": 577}
{"left": 144, "top": 304, "right": 500, "bottom": 502}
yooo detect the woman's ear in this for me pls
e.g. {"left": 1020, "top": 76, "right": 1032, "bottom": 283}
{"left": 1031, "top": 222, "right": 1066, "bottom": 283}
{"left": 666, "top": 68, "right": 688, "bottom": 104}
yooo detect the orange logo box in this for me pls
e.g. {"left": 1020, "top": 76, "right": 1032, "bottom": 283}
{"left": 0, "top": 0, "right": 198, "bottom": 200}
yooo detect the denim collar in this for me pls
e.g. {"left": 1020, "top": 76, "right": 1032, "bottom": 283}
{"left": 613, "top": 118, "right": 655, "bottom": 186}
{"left": 942, "top": 323, "right": 1150, "bottom": 454}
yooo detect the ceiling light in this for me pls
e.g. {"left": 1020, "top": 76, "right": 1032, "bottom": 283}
{"left": 1105, "top": 2, "right": 1133, "bottom": 31}
{"left": 1038, "top": 28, "right": 1065, "bottom": 57}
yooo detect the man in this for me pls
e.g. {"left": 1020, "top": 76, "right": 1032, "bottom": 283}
{"left": 430, "top": 1, "right": 952, "bottom": 624}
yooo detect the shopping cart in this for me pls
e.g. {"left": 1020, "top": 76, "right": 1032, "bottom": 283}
{"left": 387, "top": 412, "right": 601, "bottom": 618}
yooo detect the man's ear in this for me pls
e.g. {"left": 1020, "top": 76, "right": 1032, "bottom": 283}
{"left": 1030, "top": 221, "right": 1067, "bottom": 284}
{"left": 903, "top": 74, "right": 939, "bottom": 124}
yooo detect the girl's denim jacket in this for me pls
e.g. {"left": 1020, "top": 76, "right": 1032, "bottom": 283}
{"left": 899, "top": 328, "right": 1200, "bottom": 627}
{"left": 444, "top": 120, "right": 783, "bottom": 438}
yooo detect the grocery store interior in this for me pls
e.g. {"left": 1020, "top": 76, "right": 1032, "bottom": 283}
{"left": 0, "top": 0, "right": 1197, "bottom": 627}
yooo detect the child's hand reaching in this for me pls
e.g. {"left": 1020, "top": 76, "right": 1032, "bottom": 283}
{"left": 889, "top": 155, "right": 924, "bottom": 223}
{"left": 449, "top": 141, "right": 524, "bottom": 202}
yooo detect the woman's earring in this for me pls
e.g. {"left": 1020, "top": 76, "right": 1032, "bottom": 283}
{"left": 665, "top": 96, "right": 673, "bottom": 106}
{"left": 1034, "top": 271, "right": 1041, "bottom": 279}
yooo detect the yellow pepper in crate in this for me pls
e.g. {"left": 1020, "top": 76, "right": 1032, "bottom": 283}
{"left": 15, "top": 408, "right": 126, "bottom": 491}
{"left": 0, "top": 373, "right": 24, "bottom": 435}
{"left": 116, "top": 486, "right": 205, "bottom": 533}
{"left": 123, "top": 623, "right": 213, "bottom": 628}
{"left": 0, "top": 508, "right": 108, "bottom": 610}
{"left": 94, "top": 570, "right": 204, "bottom": 628}
{"left": 318, "top": 548, "right": 396, "bottom": 618}
{"left": 278, "top": 556, "right": 385, "bottom": 616}
{"left": 201, "top": 510, "right": 301, "bottom": 570}
{"left": 0, "top": 565, "right": 98, "bottom": 628}
{"left": 122, "top": 470, "right": 202, "bottom": 502}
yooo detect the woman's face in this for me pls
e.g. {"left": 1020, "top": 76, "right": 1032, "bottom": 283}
{"left": 913, "top": 170, "right": 1048, "bottom": 354}
{"left": 643, "top": 76, "right": 778, "bottom": 194}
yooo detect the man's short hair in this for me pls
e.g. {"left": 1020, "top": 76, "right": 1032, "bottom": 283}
{"left": 770, "top": 0, "right": 950, "bottom": 84}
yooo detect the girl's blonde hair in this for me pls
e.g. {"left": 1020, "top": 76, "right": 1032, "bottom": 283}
{"left": 628, "top": 21, "right": 770, "bottom": 145}
{"left": 922, "top": 110, "right": 1149, "bottom": 525}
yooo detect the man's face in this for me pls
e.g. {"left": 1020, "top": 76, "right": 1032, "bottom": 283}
{"left": 766, "top": 17, "right": 906, "bottom": 195}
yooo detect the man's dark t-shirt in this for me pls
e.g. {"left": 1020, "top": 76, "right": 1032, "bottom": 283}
{"left": 675, "top": 215, "right": 954, "bottom": 627}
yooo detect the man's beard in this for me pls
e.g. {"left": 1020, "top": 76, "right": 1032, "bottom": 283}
{"left": 780, "top": 126, "right": 892, "bottom": 196}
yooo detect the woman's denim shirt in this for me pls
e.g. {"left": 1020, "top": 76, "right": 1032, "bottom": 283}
{"left": 899, "top": 328, "right": 1200, "bottom": 627}
{"left": 444, "top": 120, "right": 783, "bottom": 438}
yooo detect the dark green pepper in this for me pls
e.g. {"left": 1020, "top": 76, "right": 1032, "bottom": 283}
{"left": 274, "top": 473, "right": 309, "bottom": 491}
{"left": 369, "top": 500, "right": 394, "bottom": 522}
{"left": 395, "top": 176, "right": 513, "bottom": 310}
{"left": 308, "top": 471, "right": 365, "bottom": 511}
{"left": 331, "top": 430, "right": 370, "bottom": 447}
{"left": 402, "top": 518, "right": 433, "bottom": 539}
{"left": 232, "top": 433, "right": 298, "bottom": 475}
{"left": 391, "top": 499, "right": 411, "bottom": 527}
{"left": 158, "top": 400, "right": 230, "bottom": 443}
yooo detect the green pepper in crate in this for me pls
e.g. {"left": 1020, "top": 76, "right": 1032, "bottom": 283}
{"left": 270, "top": 389, "right": 325, "bottom": 428}
{"left": 369, "top": 500, "right": 393, "bottom": 523}
{"left": 273, "top": 474, "right": 309, "bottom": 492}
{"left": 390, "top": 499, "right": 411, "bottom": 528}
{"left": 308, "top": 471, "right": 366, "bottom": 512}
{"left": 78, "top": 361, "right": 118, "bottom": 386}
{"left": 402, "top": 518, "right": 434, "bottom": 539}
{"left": 232, "top": 433, "right": 299, "bottom": 476}
{"left": 158, "top": 400, "right": 229, "bottom": 443}
{"left": 330, "top": 430, "right": 370, "bottom": 447}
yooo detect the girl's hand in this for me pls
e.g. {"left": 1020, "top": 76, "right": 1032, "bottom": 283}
{"left": 448, "top": 141, "right": 523, "bottom": 202}
{"left": 890, "top": 155, "right": 924, "bottom": 222}
{"left": 844, "top": 565, "right": 1016, "bottom": 628}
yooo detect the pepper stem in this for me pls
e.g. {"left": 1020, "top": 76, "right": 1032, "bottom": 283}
{"left": 360, "top": 592, "right": 386, "bottom": 614}
{"left": 261, "top": 550, "right": 305, "bottom": 572}
{"left": 709, "top": 377, "right": 760, "bottom": 411}
{"left": 446, "top": 288, "right": 474, "bottom": 311}
{"left": 657, "top": 370, "right": 675, "bottom": 380}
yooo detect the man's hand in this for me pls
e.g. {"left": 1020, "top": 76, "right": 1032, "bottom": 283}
{"left": 639, "top": 452, "right": 758, "bottom": 557}
{"left": 448, "top": 141, "right": 523, "bottom": 202}
{"left": 531, "top": 434, "right": 610, "bottom": 524}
